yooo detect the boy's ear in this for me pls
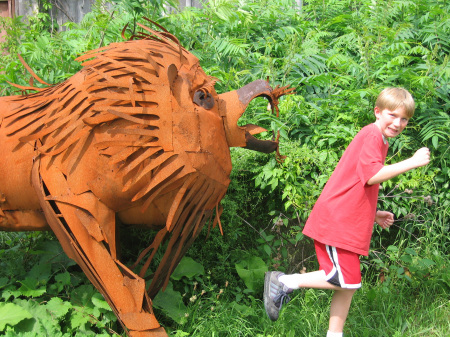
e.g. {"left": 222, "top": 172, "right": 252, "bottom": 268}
{"left": 374, "top": 106, "right": 381, "bottom": 119}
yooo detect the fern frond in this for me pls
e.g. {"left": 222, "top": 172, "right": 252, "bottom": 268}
{"left": 292, "top": 54, "right": 328, "bottom": 77}
{"left": 210, "top": 38, "right": 249, "bottom": 57}
{"left": 417, "top": 111, "right": 450, "bottom": 149}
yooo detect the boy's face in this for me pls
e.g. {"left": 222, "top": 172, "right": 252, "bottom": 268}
{"left": 374, "top": 106, "right": 409, "bottom": 138}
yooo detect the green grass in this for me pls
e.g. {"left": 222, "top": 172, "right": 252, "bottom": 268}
{"left": 166, "top": 280, "right": 450, "bottom": 337}
{"left": 1, "top": 220, "right": 448, "bottom": 337}
{"left": 348, "top": 285, "right": 449, "bottom": 337}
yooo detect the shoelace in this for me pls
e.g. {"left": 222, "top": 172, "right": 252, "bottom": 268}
{"left": 273, "top": 289, "right": 291, "bottom": 310}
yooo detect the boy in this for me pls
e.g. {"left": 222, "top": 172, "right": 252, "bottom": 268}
{"left": 263, "top": 88, "right": 430, "bottom": 337}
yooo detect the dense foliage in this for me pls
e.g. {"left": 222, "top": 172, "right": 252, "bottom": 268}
{"left": 0, "top": 0, "right": 448, "bottom": 336}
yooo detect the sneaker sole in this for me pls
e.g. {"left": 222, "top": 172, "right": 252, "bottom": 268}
{"left": 263, "top": 272, "right": 279, "bottom": 321}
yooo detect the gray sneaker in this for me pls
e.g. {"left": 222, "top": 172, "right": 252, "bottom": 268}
{"left": 264, "top": 271, "right": 293, "bottom": 321}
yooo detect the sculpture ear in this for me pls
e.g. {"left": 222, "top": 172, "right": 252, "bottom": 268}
{"left": 167, "top": 64, "right": 178, "bottom": 93}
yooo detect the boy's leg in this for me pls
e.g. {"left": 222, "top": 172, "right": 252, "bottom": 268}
{"left": 278, "top": 272, "right": 355, "bottom": 334}
{"left": 279, "top": 242, "right": 362, "bottom": 290}
{"left": 264, "top": 240, "right": 361, "bottom": 335}
{"left": 329, "top": 288, "right": 356, "bottom": 333}
{"left": 279, "top": 270, "right": 342, "bottom": 290}
{"left": 264, "top": 270, "right": 339, "bottom": 322}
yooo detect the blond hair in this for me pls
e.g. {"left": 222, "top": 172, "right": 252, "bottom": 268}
{"left": 375, "top": 88, "right": 415, "bottom": 118}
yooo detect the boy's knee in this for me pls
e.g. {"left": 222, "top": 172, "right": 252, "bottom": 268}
{"left": 336, "top": 288, "right": 357, "bottom": 295}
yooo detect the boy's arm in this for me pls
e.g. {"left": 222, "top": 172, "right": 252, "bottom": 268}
{"left": 367, "top": 147, "right": 430, "bottom": 185}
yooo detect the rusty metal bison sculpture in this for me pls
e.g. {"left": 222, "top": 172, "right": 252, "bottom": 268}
{"left": 0, "top": 21, "right": 292, "bottom": 336}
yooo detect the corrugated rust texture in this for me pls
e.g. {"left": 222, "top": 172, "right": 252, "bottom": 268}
{"left": 0, "top": 21, "right": 293, "bottom": 336}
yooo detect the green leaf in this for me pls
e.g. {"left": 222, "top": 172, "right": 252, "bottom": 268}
{"left": 0, "top": 303, "right": 33, "bottom": 330}
{"left": 281, "top": 246, "right": 288, "bottom": 259}
{"left": 419, "top": 258, "right": 436, "bottom": 268}
{"left": 318, "top": 151, "right": 327, "bottom": 163}
{"left": 54, "top": 271, "right": 71, "bottom": 293}
{"left": 70, "top": 306, "right": 92, "bottom": 329}
{"left": 229, "top": 301, "right": 256, "bottom": 317}
{"left": 400, "top": 254, "right": 413, "bottom": 264}
{"left": 46, "top": 297, "right": 72, "bottom": 319}
{"left": 432, "top": 135, "right": 438, "bottom": 149}
{"left": 263, "top": 244, "right": 271, "bottom": 256}
{"left": 91, "top": 293, "right": 112, "bottom": 311}
{"left": 18, "top": 278, "right": 46, "bottom": 297}
{"left": 0, "top": 277, "right": 9, "bottom": 289}
{"left": 26, "top": 262, "right": 51, "bottom": 284}
{"left": 387, "top": 245, "right": 399, "bottom": 253}
{"left": 404, "top": 248, "right": 418, "bottom": 256}
{"left": 11, "top": 298, "right": 63, "bottom": 335}
{"left": 70, "top": 284, "right": 98, "bottom": 307}
{"left": 235, "top": 256, "right": 267, "bottom": 292}
{"left": 171, "top": 257, "right": 204, "bottom": 281}
{"left": 153, "top": 282, "right": 187, "bottom": 324}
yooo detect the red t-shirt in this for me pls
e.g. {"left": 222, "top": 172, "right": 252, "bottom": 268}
{"left": 302, "top": 123, "right": 389, "bottom": 256}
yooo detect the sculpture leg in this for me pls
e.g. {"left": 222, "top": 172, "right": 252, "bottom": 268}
{"left": 31, "top": 159, "right": 167, "bottom": 337}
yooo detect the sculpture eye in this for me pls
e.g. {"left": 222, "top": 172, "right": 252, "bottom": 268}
{"left": 193, "top": 90, "right": 215, "bottom": 110}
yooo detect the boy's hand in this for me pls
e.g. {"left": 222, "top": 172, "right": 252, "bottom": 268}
{"left": 411, "top": 147, "right": 430, "bottom": 168}
{"left": 375, "top": 210, "right": 394, "bottom": 229}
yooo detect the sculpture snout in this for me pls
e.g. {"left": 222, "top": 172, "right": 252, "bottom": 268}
{"left": 218, "top": 79, "right": 292, "bottom": 153}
